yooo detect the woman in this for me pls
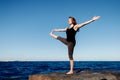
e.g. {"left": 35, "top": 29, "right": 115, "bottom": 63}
{"left": 50, "top": 16, "right": 100, "bottom": 74}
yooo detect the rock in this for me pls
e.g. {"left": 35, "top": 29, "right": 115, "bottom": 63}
{"left": 29, "top": 70, "right": 119, "bottom": 80}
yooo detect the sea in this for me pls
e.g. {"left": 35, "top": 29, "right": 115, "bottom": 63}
{"left": 0, "top": 61, "right": 120, "bottom": 80}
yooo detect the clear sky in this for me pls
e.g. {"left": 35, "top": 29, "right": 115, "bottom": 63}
{"left": 0, "top": 0, "right": 120, "bottom": 61}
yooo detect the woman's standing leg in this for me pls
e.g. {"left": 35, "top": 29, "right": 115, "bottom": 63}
{"left": 66, "top": 42, "right": 75, "bottom": 74}
{"left": 50, "top": 31, "right": 75, "bottom": 74}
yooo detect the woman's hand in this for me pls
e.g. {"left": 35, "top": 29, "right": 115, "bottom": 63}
{"left": 52, "top": 29, "right": 57, "bottom": 32}
{"left": 51, "top": 28, "right": 67, "bottom": 32}
{"left": 50, "top": 29, "right": 56, "bottom": 34}
{"left": 92, "top": 16, "right": 101, "bottom": 21}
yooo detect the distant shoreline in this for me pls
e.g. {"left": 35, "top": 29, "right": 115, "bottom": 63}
{"left": 0, "top": 61, "right": 120, "bottom": 62}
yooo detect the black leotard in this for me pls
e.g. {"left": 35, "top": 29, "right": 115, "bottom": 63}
{"left": 66, "top": 27, "right": 77, "bottom": 43}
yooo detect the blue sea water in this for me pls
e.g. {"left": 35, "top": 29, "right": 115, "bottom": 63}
{"left": 0, "top": 61, "right": 120, "bottom": 80}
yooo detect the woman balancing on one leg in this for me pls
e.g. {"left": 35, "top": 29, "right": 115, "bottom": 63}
{"left": 50, "top": 16, "right": 100, "bottom": 74}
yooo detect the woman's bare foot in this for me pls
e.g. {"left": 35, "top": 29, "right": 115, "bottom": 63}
{"left": 50, "top": 30, "right": 58, "bottom": 39}
{"left": 66, "top": 71, "right": 73, "bottom": 75}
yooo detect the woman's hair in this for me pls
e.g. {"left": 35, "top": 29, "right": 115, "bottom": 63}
{"left": 69, "top": 16, "right": 77, "bottom": 25}
{"left": 69, "top": 16, "right": 79, "bottom": 31}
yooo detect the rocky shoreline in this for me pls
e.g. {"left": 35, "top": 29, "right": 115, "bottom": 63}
{"left": 29, "top": 70, "right": 120, "bottom": 80}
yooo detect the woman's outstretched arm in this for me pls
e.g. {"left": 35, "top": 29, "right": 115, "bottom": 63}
{"left": 76, "top": 16, "right": 100, "bottom": 29}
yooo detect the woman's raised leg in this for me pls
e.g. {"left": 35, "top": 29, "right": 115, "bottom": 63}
{"left": 50, "top": 31, "right": 58, "bottom": 39}
{"left": 50, "top": 31, "right": 68, "bottom": 45}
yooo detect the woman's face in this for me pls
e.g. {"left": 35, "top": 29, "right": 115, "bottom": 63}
{"left": 68, "top": 18, "right": 73, "bottom": 25}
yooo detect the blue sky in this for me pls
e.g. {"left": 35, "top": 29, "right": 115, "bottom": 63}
{"left": 0, "top": 0, "right": 120, "bottom": 61}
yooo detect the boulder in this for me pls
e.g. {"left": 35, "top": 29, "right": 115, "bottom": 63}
{"left": 29, "top": 70, "right": 119, "bottom": 80}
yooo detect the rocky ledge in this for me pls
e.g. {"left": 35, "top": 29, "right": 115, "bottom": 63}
{"left": 29, "top": 70, "right": 120, "bottom": 80}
